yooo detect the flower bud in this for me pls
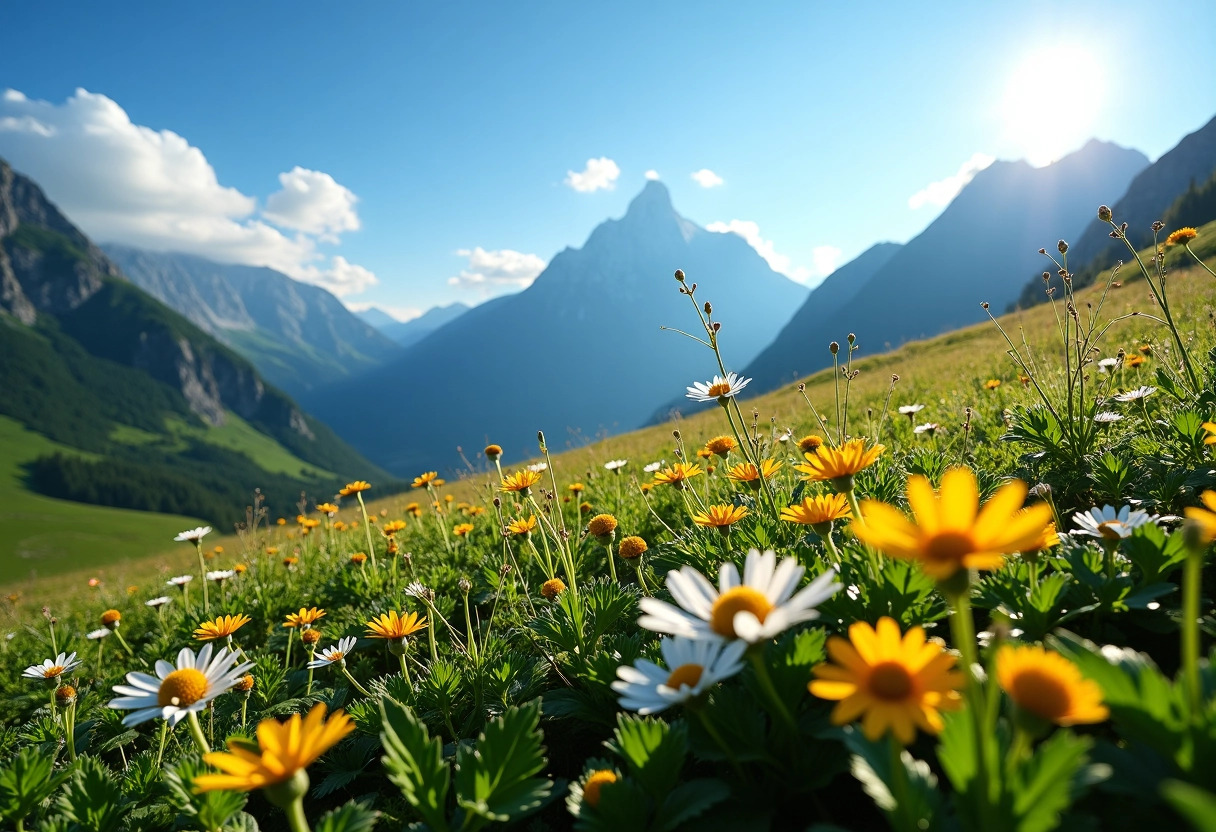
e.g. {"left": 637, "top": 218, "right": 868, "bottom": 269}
{"left": 1098, "top": 205, "right": 1112, "bottom": 222}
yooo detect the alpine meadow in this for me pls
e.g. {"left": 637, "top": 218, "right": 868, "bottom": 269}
{"left": 3, "top": 5, "right": 1216, "bottom": 832}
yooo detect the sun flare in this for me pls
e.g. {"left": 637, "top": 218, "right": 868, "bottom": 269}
{"left": 1002, "top": 45, "right": 1104, "bottom": 167}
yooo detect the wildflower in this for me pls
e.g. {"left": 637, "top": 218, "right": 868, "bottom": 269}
{"left": 686, "top": 372, "right": 752, "bottom": 403}
{"left": 283, "top": 556, "right": 299, "bottom": 568}
{"left": 541, "top": 578, "right": 567, "bottom": 599}
{"left": 569, "top": 483, "right": 585, "bottom": 494}
{"left": 316, "top": 503, "right": 338, "bottom": 517}
{"left": 284, "top": 608, "right": 326, "bottom": 629}
{"left": 484, "top": 444, "right": 503, "bottom": 460}
{"left": 696, "top": 448, "right": 713, "bottom": 461}
{"left": 1019, "top": 374, "right": 1031, "bottom": 386}
{"left": 691, "top": 504, "right": 750, "bottom": 531}
{"left": 639, "top": 548, "right": 840, "bottom": 643}
{"left": 618, "top": 536, "right": 648, "bottom": 560}
{"left": 168, "top": 575, "right": 193, "bottom": 588}
{"left": 780, "top": 494, "right": 851, "bottom": 533}
{"left": 193, "top": 704, "right": 354, "bottom": 794}
{"left": 581, "top": 770, "right": 618, "bottom": 809}
{"left": 1125, "top": 355, "right": 1146, "bottom": 368}
{"left": 145, "top": 596, "right": 172, "bottom": 608}
{"left": 612, "top": 637, "right": 748, "bottom": 714}
{"left": 852, "top": 468, "right": 1053, "bottom": 581}
{"left": 109, "top": 644, "right": 252, "bottom": 726}
{"left": 1071, "top": 505, "right": 1157, "bottom": 542}
{"left": 809, "top": 617, "right": 963, "bottom": 744}
{"left": 587, "top": 513, "right": 618, "bottom": 542}
{"left": 300, "top": 629, "right": 321, "bottom": 646}
{"left": 206, "top": 570, "right": 235, "bottom": 584}
{"left": 604, "top": 459, "right": 628, "bottom": 471}
{"left": 349, "top": 552, "right": 368, "bottom": 567}
{"left": 1093, "top": 411, "right": 1123, "bottom": 424}
{"left": 381, "top": 520, "right": 406, "bottom": 535}
{"left": 997, "top": 645, "right": 1108, "bottom": 726}
{"left": 233, "top": 564, "right": 247, "bottom": 574}
{"left": 86, "top": 628, "right": 110, "bottom": 640}
{"left": 234, "top": 674, "right": 255, "bottom": 693}
{"left": 1184, "top": 491, "right": 1216, "bottom": 545}
{"left": 174, "top": 526, "right": 212, "bottom": 543}
{"left": 308, "top": 636, "right": 358, "bottom": 669}
{"left": 101, "top": 609, "right": 122, "bottom": 629}
{"left": 127, "top": 585, "right": 139, "bottom": 594}
{"left": 56, "top": 685, "right": 77, "bottom": 706}
{"left": 339, "top": 481, "right": 371, "bottom": 497}
{"left": 1203, "top": 422, "right": 1216, "bottom": 445}
{"left": 913, "top": 422, "right": 940, "bottom": 436}
{"left": 705, "top": 435, "right": 737, "bottom": 457}
{"left": 88, "top": 578, "right": 101, "bottom": 588}
{"left": 643, "top": 461, "right": 664, "bottom": 473}
{"left": 501, "top": 468, "right": 543, "bottom": 494}
{"left": 797, "top": 435, "right": 825, "bottom": 454}
{"left": 405, "top": 502, "right": 422, "bottom": 517}
{"left": 23, "top": 652, "right": 81, "bottom": 681}
{"left": 404, "top": 582, "right": 433, "bottom": 601}
{"left": 276, "top": 518, "right": 286, "bottom": 526}
{"left": 652, "top": 463, "right": 704, "bottom": 489}
{"left": 1138, "top": 344, "right": 1153, "bottom": 355}
{"left": 365, "top": 611, "right": 428, "bottom": 642}
{"left": 527, "top": 462, "right": 548, "bottom": 473}
{"left": 507, "top": 515, "right": 538, "bottom": 536}
{"left": 1166, "top": 227, "right": 1198, "bottom": 246}
{"left": 897, "top": 404, "right": 925, "bottom": 418}
{"left": 195, "top": 614, "right": 252, "bottom": 641}
{"left": 795, "top": 438, "right": 884, "bottom": 491}
{"left": 1097, "top": 357, "right": 1119, "bottom": 372}
{"left": 411, "top": 472, "right": 439, "bottom": 490}
{"left": 453, "top": 523, "right": 475, "bottom": 537}
{"left": 984, "top": 379, "right": 1002, "bottom": 390}
{"left": 726, "top": 459, "right": 782, "bottom": 489}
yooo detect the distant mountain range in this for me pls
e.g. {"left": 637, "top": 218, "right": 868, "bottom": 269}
{"left": 103, "top": 246, "right": 405, "bottom": 396}
{"left": 360, "top": 302, "right": 471, "bottom": 348}
{"left": 1017, "top": 114, "right": 1216, "bottom": 307}
{"left": 303, "top": 181, "right": 809, "bottom": 474}
{"left": 0, "top": 157, "right": 391, "bottom": 524}
{"left": 727, "top": 139, "right": 1148, "bottom": 400}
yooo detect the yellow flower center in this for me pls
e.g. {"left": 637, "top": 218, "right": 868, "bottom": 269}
{"left": 868, "top": 661, "right": 914, "bottom": 701}
{"left": 710, "top": 586, "right": 773, "bottom": 638}
{"left": 44, "top": 665, "right": 64, "bottom": 678}
{"left": 923, "top": 531, "right": 975, "bottom": 568}
{"left": 665, "top": 663, "right": 704, "bottom": 690}
{"left": 1096, "top": 521, "right": 1125, "bottom": 542}
{"left": 329, "top": 651, "right": 345, "bottom": 662}
{"left": 583, "top": 770, "right": 618, "bottom": 808}
{"left": 1008, "top": 668, "right": 1071, "bottom": 721}
{"left": 707, "top": 382, "right": 732, "bottom": 397}
{"left": 158, "top": 668, "right": 208, "bottom": 707}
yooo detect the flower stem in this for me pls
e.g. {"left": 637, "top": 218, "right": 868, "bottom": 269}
{"left": 605, "top": 543, "right": 619, "bottom": 583}
{"left": 399, "top": 652, "right": 412, "bottom": 686}
{"left": 64, "top": 702, "right": 77, "bottom": 761}
{"left": 341, "top": 666, "right": 374, "bottom": 698}
{"left": 197, "top": 542, "right": 209, "bottom": 612}
{"left": 946, "top": 586, "right": 993, "bottom": 828}
{"left": 356, "top": 493, "right": 378, "bottom": 570}
{"left": 284, "top": 797, "right": 311, "bottom": 832}
{"left": 1183, "top": 549, "right": 1203, "bottom": 718}
{"left": 186, "top": 710, "right": 211, "bottom": 754}
{"left": 888, "top": 736, "right": 914, "bottom": 832}
{"left": 749, "top": 650, "right": 797, "bottom": 732}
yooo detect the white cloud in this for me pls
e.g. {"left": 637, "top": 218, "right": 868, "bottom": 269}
{"left": 691, "top": 168, "right": 724, "bottom": 188}
{"left": 706, "top": 219, "right": 840, "bottom": 285}
{"left": 564, "top": 157, "right": 620, "bottom": 193}
{"left": 644, "top": 169, "right": 660, "bottom": 180}
{"left": 0, "top": 88, "right": 376, "bottom": 297}
{"left": 263, "top": 167, "right": 360, "bottom": 238}
{"left": 907, "top": 152, "right": 995, "bottom": 209}
{"left": 447, "top": 247, "right": 547, "bottom": 294}
{"left": 346, "top": 302, "right": 423, "bottom": 322}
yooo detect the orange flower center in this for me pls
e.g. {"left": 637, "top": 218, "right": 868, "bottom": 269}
{"left": 1096, "top": 521, "right": 1125, "bottom": 542}
{"left": 710, "top": 586, "right": 773, "bottom": 638}
{"left": 158, "top": 668, "right": 208, "bottom": 707}
{"left": 1008, "top": 669, "right": 1071, "bottom": 721}
{"left": 583, "top": 770, "right": 618, "bottom": 808}
{"left": 665, "top": 663, "right": 705, "bottom": 690}
{"left": 44, "top": 665, "right": 64, "bottom": 678}
{"left": 329, "top": 651, "right": 345, "bottom": 662}
{"left": 924, "top": 531, "right": 975, "bottom": 568}
{"left": 707, "top": 382, "right": 732, "bottom": 397}
{"left": 868, "top": 661, "right": 914, "bottom": 701}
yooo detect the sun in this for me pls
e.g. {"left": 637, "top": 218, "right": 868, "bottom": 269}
{"left": 1002, "top": 45, "right": 1104, "bottom": 167}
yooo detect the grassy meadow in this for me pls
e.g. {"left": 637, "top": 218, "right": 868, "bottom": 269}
{"left": 2, "top": 219, "right": 1216, "bottom": 831}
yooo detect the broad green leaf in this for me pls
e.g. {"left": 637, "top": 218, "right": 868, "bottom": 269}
{"left": 0, "top": 747, "right": 71, "bottom": 825}
{"left": 314, "top": 800, "right": 381, "bottom": 832}
{"left": 1011, "top": 730, "right": 1092, "bottom": 832}
{"left": 454, "top": 700, "right": 552, "bottom": 824}
{"left": 606, "top": 714, "right": 686, "bottom": 800}
{"left": 379, "top": 697, "right": 451, "bottom": 832}
{"left": 652, "top": 778, "right": 730, "bottom": 832}
{"left": 1161, "top": 780, "right": 1216, "bottom": 832}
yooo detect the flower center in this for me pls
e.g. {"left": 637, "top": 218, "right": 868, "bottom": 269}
{"left": 868, "top": 661, "right": 914, "bottom": 701}
{"left": 665, "top": 663, "right": 705, "bottom": 690}
{"left": 1009, "top": 669, "right": 1071, "bottom": 720}
{"left": 158, "top": 668, "right": 209, "bottom": 707}
{"left": 708, "top": 382, "right": 732, "bottom": 397}
{"left": 583, "top": 770, "right": 618, "bottom": 809}
{"left": 924, "top": 531, "right": 976, "bottom": 566}
{"left": 1096, "top": 521, "right": 1126, "bottom": 542}
{"left": 710, "top": 586, "right": 774, "bottom": 638}
{"left": 329, "top": 651, "right": 344, "bottom": 662}
{"left": 44, "top": 665, "right": 64, "bottom": 678}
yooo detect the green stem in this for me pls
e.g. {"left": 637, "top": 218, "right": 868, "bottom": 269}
{"left": 1184, "top": 550, "right": 1203, "bottom": 718}
{"left": 64, "top": 702, "right": 77, "bottom": 761}
{"left": 186, "top": 710, "right": 212, "bottom": 754}
{"left": 356, "top": 493, "right": 378, "bottom": 570}
{"left": 695, "top": 707, "right": 745, "bottom": 779}
{"left": 285, "top": 628, "right": 294, "bottom": 668}
{"left": 284, "top": 797, "right": 311, "bottom": 832}
{"left": 845, "top": 488, "right": 882, "bottom": 580}
{"left": 341, "top": 665, "right": 374, "bottom": 698}
{"left": 399, "top": 651, "right": 413, "bottom": 686}
{"left": 634, "top": 561, "right": 650, "bottom": 595}
{"left": 197, "top": 542, "right": 210, "bottom": 613}
{"left": 605, "top": 543, "right": 619, "bottom": 583}
{"left": 749, "top": 650, "right": 797, "bottom": 731}
{"left": 306, "top": 647, "right": 316, "bottom": 695}
{"left": 462, "top": 596, "right": 478, "bottom": 664}
{"left": 946, "top": 587, "right": 993, "bottom": 827}
{"left": 155, "top": 721, "right": 169, "bottom": 769}
{"left": 1185, "top": 243, "right": 1216, "bottom": 279}
{"left": 113, "top": 628, "right": 134, "bottom": 657}
{"left": 888, "top": 736, "right": 914, "bottom": 832}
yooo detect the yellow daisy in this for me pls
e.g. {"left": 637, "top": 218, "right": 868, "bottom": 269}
{"left": 338, "top": 481, "right": 371, "bottom": 496}
{"left": 996, "top": 645, "right": 1108, "bottom": 726}
{"left": 411, "top": 472, "right": 439, "bottom": 489}
{"left": 283, "top": 607, "right": 326, "bottom": 629}
{"left": 501, "top": 469, "right": 543, "bottom": 494}
{"left": 365, "top": 610, "right": 428, "bottom": 641}
{"left": 794, "top": 438, "right": 884, "bottom": 490}
{"left": 780, "top": 494, "right": 851, "bottom": 530}
{"left": 692, "top": 504, "right": 750, "bottom": 529}
{"left": 1184, "top": 490, "right": 1216, "bottom": 546}
{"left": 652, "top": 463, "right": 704, "bottom": 488}
{"left": 195, "top": 614, "right": 252, "bottom": 641}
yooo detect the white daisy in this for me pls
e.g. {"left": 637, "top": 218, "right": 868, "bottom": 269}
{"left": 308, "top": 636, "right": 358, "bottom": 669}
{"left": 1097, "top": 357, "right": 1120, "bottom": 372}
{"left": 1071, "top": 505, "right": 1158, "bottom": 542}
{"left": 168, "top": 575, "right": 194, "bottom": 587}
{"left": 638, "top": 548, "right": 841, "bottom": 644}
{"left": 777, "top": 431, "right": 793, "bottom": 443}
{"left": 686, "top": 372, "right": 751, "bottom": 403}
{"left": 145, "top": 596, "right": 172, "bottom": 608}
{"left": 913, "top": 422, "right": 940, "bottom": 435}
{"left": 174, "top": 526, "right": 212, "bottom": 543}
{"left": 1114, "top": 386, "right": 1157, "bottom": 402}
{"left": 86, "top": 628, "right": 111, "bottom": 640}
{"left": 526, "top": 462, "right": 548, "bottom": 473}
{"left": 206, "top": 570, "right": 235, "bottom": 582}
{"left": 604, "top": 459, "right": 628, "bottom": 471}
{"left": 404, "top": 581, "right": 434, "bottom": 601}
{"left": 898, "top": 404, "right": 925, "bottom": 416}
{"left": 108, "top": 644, "right": 252, "bottom": 727}
{"left": 1093, "top": 411, "right": 1123, "bottom": 424}
{"left": 643, "top": 461, "right": 665, "bottom": 473}
{"left": 612, "top": 637, "right": 747, "bottom": 714}
{"left": 22, "top": 652, "right": 81, "bottom": 681}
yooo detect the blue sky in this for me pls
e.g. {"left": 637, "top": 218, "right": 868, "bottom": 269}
{"left": 2, "top": 1, "right": 1214, "bottom": 319}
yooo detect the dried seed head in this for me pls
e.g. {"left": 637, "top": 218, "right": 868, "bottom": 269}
{"left": 1042, "top": 271, "right": 1051, "bottom": 283}
{"left": 847, "top": 333, "right": 856, "bottom": 344}
{"left": 674, "top": 269, "right": 686, "bottom": 282}
{"left": 1038, "top": 248, "right": 1047, "bottom": 255}
{"left": 1098, "top": 205, "right": 1112, "bottom": 222}
{"left": 829, "top": 341, "right": 839, "bottom": 354}
{"left": 981, "top": 301, "right": 989, "bottom": 309}
{"left": 703, "top": 301, "right": 712, "bottom": 315}
{"left": 458, "top": 577, "right": 472, "bottom": 594}
{"left": 1152, "top": 220, "right": 1165, "bottom": 232}
{"left": 1057, "top": 240, "right": 1068, "bottom": 254}
{"left": 712, "top": 321, "right": 721, "bottom": 332}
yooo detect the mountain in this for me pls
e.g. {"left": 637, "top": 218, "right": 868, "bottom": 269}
{"left": 356, "top": 306, "right": 399, "bottom": 330}
{"left": 378, "top": 302, "right": 471, "bottom": 348}
{"left": 724, "top": 242, "right": 902, "bottom": 398}
{"left": 303, "top": 181, "right": 808, "bottom": 474}
{"left": 1017, "top": 115, "right": 1216, "bottom": 306}
{"left": 102, "top": 246, "right": 404, "bottom": 396}
{"left": 0, "top": 157, "right": 391, "bottom": 525}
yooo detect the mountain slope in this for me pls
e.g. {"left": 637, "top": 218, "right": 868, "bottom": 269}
{"left": 356, "top": 306, "right": 399, "bottom": 329}
{"left": 304, "top": 181, "right": 808, "bottom": 474}
{"left": 103, "top": 246, "right": 404, "bottom": 395}
{"left": 1017, "top": 114, "right": 1216, "bottom": 306}
{"left": 378, "top": 302, "right": 471, "bottom": 348}
{"left": 0, "top": 158, "right": 391, "bottom": 529}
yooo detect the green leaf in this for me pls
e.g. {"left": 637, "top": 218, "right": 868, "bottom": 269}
{"left": 1124, "top": 522, "right": 1190, "bottom": 585}
{"left": 1161, "top": 780, "right": 1216, "bottom": 832}
{"left": 1011, "top": 730, "right": 1092, "bottom": 832}
{"left": 605, "top": 714, "right": 687, "bottom": 800}
{"left": 652, "top": 778, "right": 730, "bottom": 832}
{"left": 379, "top": 696, "right": 451, "bottom": 832}
{"left": 55, "top": 757, "right": 128, "bottom": 832}
{"left": 0, "top": 746, "right": 71, "bottom": 824}
{"left": 454, "top": 699, "right": 552, "bottom": 824}
{"left": 314, "top": 800, "right": 381, "bottom": 832}
{"left": 164, "top": 755, "right": 249, "bottom": 832}
{"left": 843, "top": 729, "right": 942, "bottom": 832}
